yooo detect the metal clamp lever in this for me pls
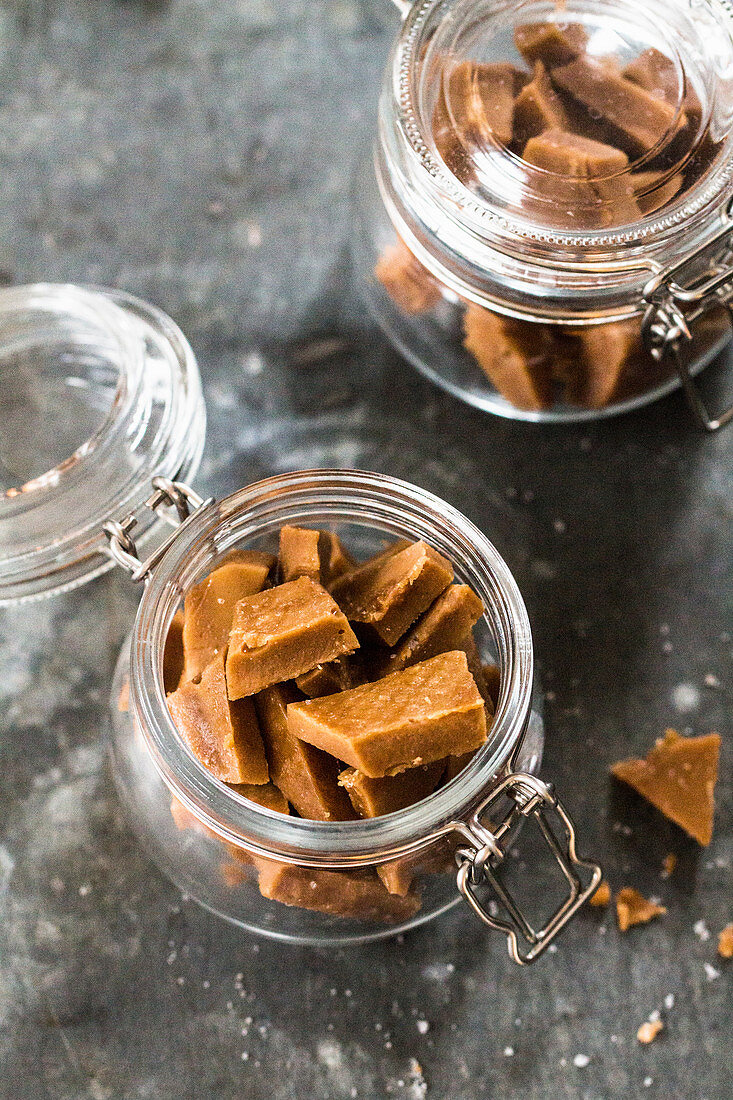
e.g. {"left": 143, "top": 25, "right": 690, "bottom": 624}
{"left": 642, "top": 212, "right": 733, "bottom": 432}
{"left": 103, "top": 477, "right": 214, "bottom": 583}
{"left": 454, "top": 774, "right": 602, "bottom": 965}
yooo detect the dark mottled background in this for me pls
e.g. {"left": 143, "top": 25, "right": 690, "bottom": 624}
{"left": 0, "top": 2, "right": 730, "bottom": 1098}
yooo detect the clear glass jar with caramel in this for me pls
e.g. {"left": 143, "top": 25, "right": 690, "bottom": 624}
{"left": 353, "top": 0, "right": 733, "bottom": 427}
{"left": 0, "top": 286, "right": 600, "bottom": 959}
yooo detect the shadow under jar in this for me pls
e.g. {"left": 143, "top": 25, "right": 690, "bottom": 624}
{"left": 353, "top": 0, "right": 733, "bottom": 427}
{"left": 0, "top": 285, "right": 600, "bottom": 962}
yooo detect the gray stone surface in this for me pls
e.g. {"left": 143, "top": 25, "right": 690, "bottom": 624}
{"left": 0, "top": 1, "right": 730, "bottom": 1098}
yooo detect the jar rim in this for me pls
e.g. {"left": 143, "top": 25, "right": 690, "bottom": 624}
{"left": 0, "top": 284, "right": 206, "bottom": 603}
{"left": 130, "top": 469, "right": 535, "bottom": 867}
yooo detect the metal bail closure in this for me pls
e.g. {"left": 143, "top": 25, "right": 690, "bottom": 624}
{"left": 642, "top": 204, "right": 733, "bottom": 432}
{"left": 453, "top": 773, "right": 602, "bottom": 965}
{"left": 103, "top": 477, "right": 214, "bottom": 583}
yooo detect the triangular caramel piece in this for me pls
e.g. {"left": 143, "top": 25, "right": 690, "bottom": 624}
{"left": 616, "top": 887, "right": 666, "bottom": 932}
{"left": 611, "top": 729, "right": 720, "bottom": 846}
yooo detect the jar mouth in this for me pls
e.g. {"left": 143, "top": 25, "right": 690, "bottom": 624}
{"left": 0, "top": 284, "right": 205, "bottom": 603}
{"left": 381, "top": 0, "right": 733, "bottom": 314}
{"left": 131, "top": 469, "right": 534, "bottom": 867}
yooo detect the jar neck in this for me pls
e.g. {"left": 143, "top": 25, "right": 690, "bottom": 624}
{"left": 130, "top": 470, "right": 534, "bottom": 868}
{"left": 377, "top": 0, "right": 733, "bottom": 322}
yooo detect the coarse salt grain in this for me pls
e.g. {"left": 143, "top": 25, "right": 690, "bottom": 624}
{"left": 573, "top": 1054, "right": 590, "bottom": 1068}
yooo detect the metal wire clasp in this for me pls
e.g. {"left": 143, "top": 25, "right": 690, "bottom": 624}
{"left": 454, "top": 774, "right": 602, "bottom": 965}
{"left": 642, "top": 209, "right": 733, "bottom": 432}
{"left": 103, "top": 477, "right": 214, "bottom": 583}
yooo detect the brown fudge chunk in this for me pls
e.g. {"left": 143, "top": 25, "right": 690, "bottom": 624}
{"left": 447, "top": 61, "right": 524, "bottom": 149}
{"left": 588, "top": 880, "right": 611, "bottom": 908}
{"left": 288, "top": 651, "right": 487, "bottom": 778}
{"left": 513, "top": 62, "right": 569, "bottom": 144}
{"left": 255, "top": 682, "right": 355, "bottom": 821}
{"left": 611, "top": 729, "right": 720, "bottom": 846}
{"left": 380, "top": 584, "right": 484, "bottom": 674}
{"left": 616, "top": 887, "right": 666, "bottom": 932}
{"left": 319, "top": 531, "right": 356, "bottom": 586}
{"left": 551, "top": 56, "right": 681, "bottom": 157}
{"left": 163, "top": 610, "right": 185, "bottom": 693}
{"left": 228, "top": 782, "right": 290, "bottom": 814}
{"left": 331, "top": 540, "right": 454, "bottom": 645}
{"left": 255, "top": 860, "right": 421, "bottom": 923}
{"left": 514, "top": 21, "right": 588, "bottom": 68}
{"left": 278, "top": 525, "right": 321, "bottom": 583}
{"left": 182, "top": 551, "right": 274, "bottom": 681}
{"left": 562, "top": 318, "right": 642, "bottom": 409}
{"left": 463, "top": 305, "right": 554, "bottom": 411}
{"left": 279, "top": 526, "right": 358, "bottom": 586}
{"left": 339, "top": 761, "right": 445, "bottom": 818}
{"left": 458, "top": 633, "right": 495, "bottom": 712}
{"left": 167, "top": 652, "right": 269, "bottom": 784}
{"left": 295, "top": 656, "right": 357, "bottom": 698}
{"left": 374, "top": 238, "right": 442, "bottom": 315}
{"left": 523, "top": 128, "right": 629, "bottom": 177}
{"left": 226, "top": 576, "right": 359, "bottom": 699}
{"left": 623, "top": 47, "right": 702, "bottom": 131}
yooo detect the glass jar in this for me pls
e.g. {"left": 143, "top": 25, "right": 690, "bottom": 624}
{"left": 353, "top": 0, "right": 733, "bottom": 427}
{"left": 0, "top": 285, "right": 600, "bottom": 961}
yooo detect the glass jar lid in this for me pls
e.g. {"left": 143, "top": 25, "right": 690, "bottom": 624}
{"left": 382, "top": 0, "right": 733, "bottom": 316}
{"left": 405, "top": 0, "right": 733, "bottom": 242}
{"left": 0, "top": 284, "right": 206, "bottom": 603}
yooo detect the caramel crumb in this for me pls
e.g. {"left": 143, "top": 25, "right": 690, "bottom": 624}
{"left": 637, "top": 1018, "right": 664, "bottom": 1044}
{"left": 616, "top": 887, "right": 666, "bottom": 932}
{"left": 611, "top": 729, "right": 721, "bottom": 846}
{"left": 661, "top": 853, "right": 677, "bottom": 877}
{"left": 718, "top": 923, "right": 733, "bottom": 959}
{"left": 589, "top": 880, "right": 611, "bottom": 907}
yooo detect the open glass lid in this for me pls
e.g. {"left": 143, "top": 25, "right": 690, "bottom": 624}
{"left": 404, "top": 0, "right": 733, "bottom": 244}
{"left": 0, "top": 284, "right": 206, "bottom": 603}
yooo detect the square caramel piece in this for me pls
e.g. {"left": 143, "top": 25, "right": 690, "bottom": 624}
{"left": 288, "top": 650, "right": 487, "bottom": 778}
{"left": 226, "top": 575, "right": 359, "bottom": 699}
{"left": 339, "top": 761, "right": 445, "bottom": 818}
{"left": 380, "top": 584, "right": 484, "bottom": 675}
{"left": 514, "top": 21, "right": 587, "bottom": 68}
{"left": 330, "top": 539, "right": 454, "bottom": 646}
{"left": 182, "top": 550, "right": 274, "bottom": 681}
{"left": 463, "top": 304, "right": 554, "bottom": 411}
{"left": 255, "top": 682, "right": 355, "bottom": 821}
{"left": 278, "top": 525, "right": 357, "bottom": 586}
{"left": 167, "top": 652, "right": 269, "bottom": 785}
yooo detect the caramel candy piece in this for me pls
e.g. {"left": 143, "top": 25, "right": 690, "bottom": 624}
{"left": 228, "top": 782, "right": 290, "bottom": 814}
{"left": 381, "top": 584, "right": 484, "bottom": 674}
{"left": 256, "top": 860, "right": 421, "bottom": 923}
{"left": 611, "top": 729, "right": 720, "bottom": 846}
{"left": 588, "top": 880, "right": 611, "bottom": 908}
{"left": 524, "top": 128, "right": 628, "bottom": 177}
{"left": 616, "top": 887, "right": 666, "bottom": 932}
{"left": 463, "top": 305, "right": 554, "bottom": 411}
{"left": 226, "top": 576, "right": 359, "bottom": 699}
{"left": 167, "top": 652, "right": 269, "bottom": 784}
{"left": 458, "top": 632, "right": 494, "bottom": 711}
{"left": 624, "top": 47, "right": 702, "bottom": 131}
{"left": 565, "top": 318, "right": 642, "bottom": 409}
{"left": 551, "top": 56, "right": 681, "bottom": 157}
{"left": 513, "top": 62, "right": 569, "bottom": 145}
{"left": 717, "top": 923, "right": 733, "bottom": 959}
{"left": 255, "top": 682, "right": 355, "bottom": 821}
{"left": 447, "top": 61, "right": 524, "bottom": 149}
{"left": 279, "top": 526, "right": 358, "bottom": 586}
{"left": 339, "top": 761, "right": 445, "bottom": 818}
{"left": 514, "top": 21, "right": 587, "bottom": 68}
{"left": 331, "top": 540, "right": 454, "bottom": 646}
{"left": 374, "top": 238, "right": 442, "bottom": 315}
{"left": 163, "top": 610, "right": 185, "bottom": 693}
{"left": 278, "top": 525, "right": 321, "bottom": 583}
{"left": 288, "top": 651, "right": 487, "bottom": 778}
{"left": 182, "top": 551, "right": 274, "bottom": 681}
{"left": 295, "top": 656, "right": 356, "bottom": 698}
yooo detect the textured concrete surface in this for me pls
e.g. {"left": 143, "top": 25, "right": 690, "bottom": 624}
{"left": 0, "top": 2, "right": 731, "bottom": 1098}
